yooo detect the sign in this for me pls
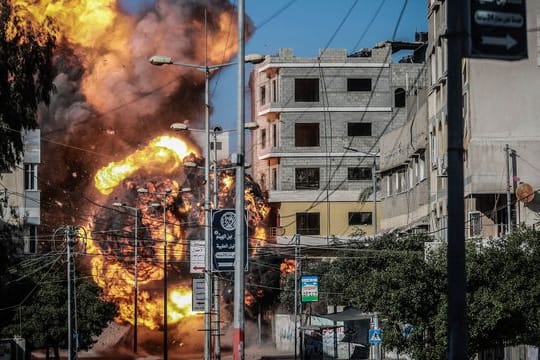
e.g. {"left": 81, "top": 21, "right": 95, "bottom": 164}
{"left": 189, "top": 240, "right": 205, "bottom": 274}
{"left": 211, "top": 209, "right": 248, "bottom": 272}
{"left": 192, "top": 278, "right": 205, "bottom": 312}
{"left": 301, "top": 275, "right": 319, "bottom": 303}
{"left": 468, "top": 0, "right": 527, "bottom": 60}
{"left": 369, "top": 328, "right": 383, "bottom": 345}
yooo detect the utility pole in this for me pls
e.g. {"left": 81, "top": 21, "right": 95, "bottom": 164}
{"left": 212, "top": 132, "right": 221, "bottom": 360}
{"left": 66, "top": 226, "right": 76, "bottom": 360}
{"left": 293, "top": 235, "right": 298, "bottom": 360}
{"left": 446, "top": 0, "right": 468, "bottom": 358}
{"left": 505, "top": 144, "right": 512, "bottom": 234}
{"left": 233, "top": 0, "right": 246, "bottom": 357}
{"left": 162, "top": 191, "right": 170, "bottom": 360}
{"left": 372, "top": 154, "right": 378, "bottom": 236}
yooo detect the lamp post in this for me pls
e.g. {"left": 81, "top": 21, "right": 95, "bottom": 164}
{"left": 174, "top": 123, "right": 257, "bottom": 360}
{"left": 112, "top": 203, "right": 140, "bottom": 353}
{"left": 151, "top": 47, "right": 263, "bottom": 360}
{"left": 136, "top": 187, "right": 190, "bottom": 360}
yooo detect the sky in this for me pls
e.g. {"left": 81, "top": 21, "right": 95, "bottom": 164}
{"left": 118, "top": 0, "right": 428, "bottom": 146}
{"left": 211, "top": 0, "right": 428, "bottom": 135}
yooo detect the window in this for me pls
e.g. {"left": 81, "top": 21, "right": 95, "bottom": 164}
{"left": 261, "top": 129, "right": 267, "bottom": 149}
{"left": 386, "top": 175, "right": 393, "bottom": 196}
{"left": 395, "top": 168, "right": 407, "bottom": 193}
{"left": 295, "top": 168, "right": 319, "bottom": 190}
{"left": 24, "top": 225, "right": 38, "bottom": 254}
{"left": 469, "top": 211, "right": 482, "bottom": 237}
{"left": 348, "top": 212, "right": 372, "bottom": 226}
{"left": 210, "top": 141, "right": 222, "bottom": 150}
{"left": 348, "top": 123, "right": 372, "bottom": 137}
{"left": 418, "top": 152, "right": 426, "bottom": 181}
{"left": 260, "top": 85, "right": 266, "bottom": 106}
{"left": 271, "top": 168, "right": 277, "bottom": 190}
{"left": 271, "top": 79, "right": 277, "bottom": 102}
{"left": 24, "top": 164, "right": 38, "bottom": 190}
{"left": 395, "top": 88, "right": 406, "bottom": 108}
{"left": 347, "top": 78, "right": 372, "bottom": 92}
{"left": 348, "top": 167, "right": 372, "bottom": 181}
{"left": 272, "top": 124, "right": 277, "bottom": 147}
{"left": 260, "top": 174, "right": 266, "bottom": 192}
{"left": 295, "top": 123, "right": 319, "bottom": 147}
{"left": 296, "top": 212, "right": 320, "bottom": 235}
{"left": 295, "top": 78, "right": 319, "bottom": 102}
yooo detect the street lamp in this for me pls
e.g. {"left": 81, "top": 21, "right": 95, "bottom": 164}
{"left": 135, "top": 187, "right": 190, "bottom": 360}
{"left": 173, "top": 122, "right": 256, "bottom": 360}
{"left": 151, "top": 47, "right": 263, "bottom": 360}
{"left": 111, "top": 202, "right": 141, "bottom": 353}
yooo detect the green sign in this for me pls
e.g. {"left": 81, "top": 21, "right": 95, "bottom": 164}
{"left": 301, "top": 275, "right": 319, "bottom": 303}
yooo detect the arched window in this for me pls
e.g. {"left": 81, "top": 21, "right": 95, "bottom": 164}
{"left": 394, "top": 88, "right": 406, "bottom": 108}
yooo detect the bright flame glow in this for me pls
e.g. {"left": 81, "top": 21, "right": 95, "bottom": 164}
{"left": 94, "top": 135, "right": 197, "bottom": 194}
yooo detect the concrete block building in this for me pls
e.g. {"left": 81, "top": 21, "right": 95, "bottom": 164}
{"left": 249, "top": 42, "right": 426, "bottom": 245}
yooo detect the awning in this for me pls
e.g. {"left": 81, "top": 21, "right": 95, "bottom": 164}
{"left": 316, "top": 308, "right": 373, "bottom": 322}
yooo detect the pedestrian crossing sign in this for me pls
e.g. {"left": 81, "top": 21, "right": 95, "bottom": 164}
{"left": 369, "top": 328, "right": 383, "bottom": 345}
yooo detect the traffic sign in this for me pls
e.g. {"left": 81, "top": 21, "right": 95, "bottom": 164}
{"left": 192, "top": 278, "right": 205, "bottom": 312}
{"left": 369, "top": 328, "right": 383, "bottom": 345}
{"left": 211, "top": 209, "right": 248, "bottom": 272}
{"left": 468, "top": 0, "right": 527, "bottom": 60}
{"left": 189, "top": 240, "right": 205, "bottom": 274}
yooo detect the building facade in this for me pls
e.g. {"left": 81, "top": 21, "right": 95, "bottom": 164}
{"left": 427, "top": 0, "right": 540, "bottom": 241}
{"left": 249, "top": 44, "right": 425, "bottom": 244}
{"left": 0, "top": 130, "right": 41, "bottom": 254}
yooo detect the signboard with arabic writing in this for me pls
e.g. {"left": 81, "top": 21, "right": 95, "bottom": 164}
{"left": 468, "top": 0, "right": 527, "bottom": 60}
{"left": 211, "top": 208, "right": 248, "bottom": 272}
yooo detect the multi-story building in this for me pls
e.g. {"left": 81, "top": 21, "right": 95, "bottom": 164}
{"left": 427, "top": 0, "right": 540, "bottom": 241}
{"left": 249, "top": 42, "right": 426, "bottom": 245}
{"left": 0, "top": 130, "right": 41, "bottom": 254}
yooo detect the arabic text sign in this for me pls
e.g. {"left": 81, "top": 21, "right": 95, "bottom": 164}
{"left": 211, "top": 209, "right": 248, "bottom": 272}
{"left": 189, "top": 240, "right": 205, "bottom": 274}
{"left": 469, "top": 0, "right": 527, "bottom": 60}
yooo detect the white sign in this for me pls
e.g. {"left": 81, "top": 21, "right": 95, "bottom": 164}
{"left": 192, "top": 278, "right": 205, "bottom": 312}
{"left": 190, "top": 240, "right": 205, "bottom": 274}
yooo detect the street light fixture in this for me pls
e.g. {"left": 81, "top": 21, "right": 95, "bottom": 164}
{"left": 149, "top": 20, "right": 263, "bottom": 357}
{"left": 135, "top": 186, "right": 190, "bottom": 360}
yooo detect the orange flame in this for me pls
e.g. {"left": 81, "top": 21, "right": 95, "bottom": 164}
{"left": 94, "top": 135, "right": 198, "bottom": 195}
{"left": 280, "top": 259, "right": 296, "bottom": 275}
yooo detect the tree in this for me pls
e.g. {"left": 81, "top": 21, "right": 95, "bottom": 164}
{"left": 0, "top": 255, "right": 117, "bottom": 358}
{"left": 279, "top": 229, "right": 540, "bottom": 359}
{"left": 0, "top": 0, "right": 55, "bottom": 170}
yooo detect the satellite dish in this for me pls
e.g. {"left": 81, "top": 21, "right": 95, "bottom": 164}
{"left": 516, "top": 182, "right": 535, "bottom": 204}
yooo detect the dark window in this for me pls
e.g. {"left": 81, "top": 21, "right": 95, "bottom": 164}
{"left": 260, "top": 86, "right": 266, "bottom": 105}
{"left": 295, "top": 123, "right": 319, "bottom": 147}
{"left": 348, "top": 123, "right": 372, "bottom": 136}
{"left": 210, "top": 141, "right": 222, "bottom": 150}
{"left": 272, "top": 79, "right": 277, "bottom": 102}
{"left": 295, "top": 168, "right": 319, "bottom": 190}
{"left": 395, "top": 88, "right": 406, "bottom": 108}
{"left": 295, "top": 78, "right": 319, "bottom": 102}
{"left": 348, "top": 212, "right": 372, "bottom": 226}
{"left": 271, "top": 168, "right": 277, "bottom": 190}
{"left": 347, "top": 78, "right": 372, "bottom": 91}
{"left": 296, "top": 212, "right": 320, "bottom": 235}
{"left": 348, "top": 167, "right": 372, "bottom": 181}
{"left": 24, "top": 164, "right": 38, "bottom": 190}
{"left": 261, "top": 129, "right": 267, "bottom": 149}
{"left": 272, "top": 124, "right": 277, "bottom": 147}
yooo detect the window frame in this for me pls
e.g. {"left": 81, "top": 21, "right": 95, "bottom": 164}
{"left": 295, "top": 78, "right": 319, "bottom": 102}
{"left": 347, "top": 78, "right": 372, "bottom": 92}
{"left": 295, "top": 123, "right": 320, "bottom": 147}
{"left": 347, "top": 122, "right": 372, "bottom": 137}
{"left": 296, "top": 212, "right": 320, "bottom": 235}
{"left": 295, "top": 168, "right": 320, "bottom": 190}
{"left": 348, "top": 212, "right": 373, "bottom": 226}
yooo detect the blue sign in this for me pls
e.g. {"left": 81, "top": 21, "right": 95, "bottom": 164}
{"left": 369, "top": 328, "right": 383, "bottom": 345}
{"left": 300, "top": 275, "right": 319, "bottom": 302}
{"left": 211, "top": 209, "right": 248, "bottom": 272}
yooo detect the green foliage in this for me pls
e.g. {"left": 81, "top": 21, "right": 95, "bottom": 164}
{"left": 280, "top": 229, "right": 540, "bottom": 359}
{"left": 0, "top": 0, "right": 56, "bottom": 170}
{"left": 0, "top": 256, "right": 117, "bottom": 351}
